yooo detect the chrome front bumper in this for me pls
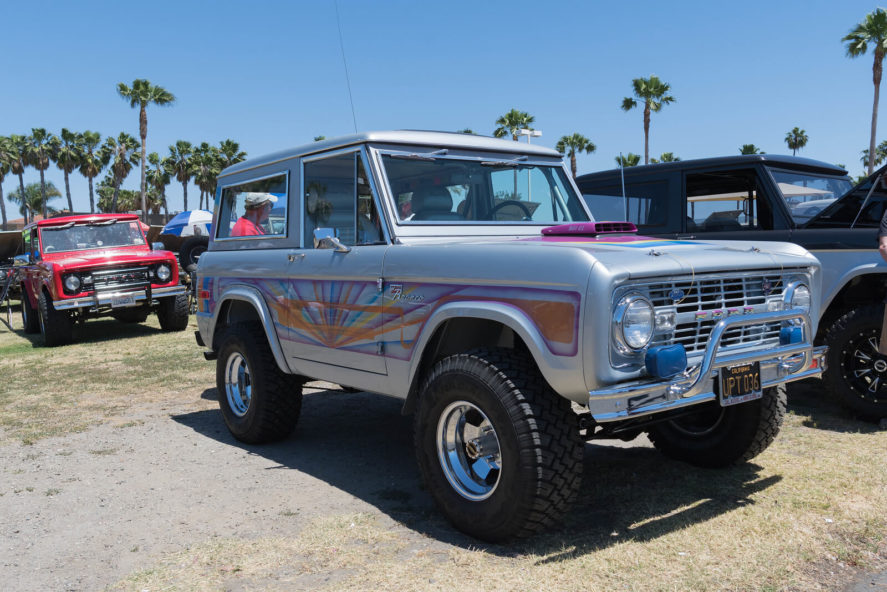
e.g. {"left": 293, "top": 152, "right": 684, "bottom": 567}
{"left": 588, "top": 309, "right": 827, "bottom": 422}
{"left": 53, "top": 285, "right": 187, "bottom": 311}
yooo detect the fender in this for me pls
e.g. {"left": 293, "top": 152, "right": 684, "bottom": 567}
{"left": 208, "top": 284, "right": 291, "bottom": 374}
{"left": 405, "top": 299, "right": 583, "bottom": 397}
{"left": 812, "top": 250, "right": 887, "bottom": 314}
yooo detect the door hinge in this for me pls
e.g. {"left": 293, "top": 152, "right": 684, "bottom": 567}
{"left": 376, "top": 341, "right": 385, "bottom": 355}
{"left": 377, "top": 277, "right": 384, "bottom": 292}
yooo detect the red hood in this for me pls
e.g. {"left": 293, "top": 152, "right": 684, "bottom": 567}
{"left": 43, "top": 247, "right": 175, "bottom": 270}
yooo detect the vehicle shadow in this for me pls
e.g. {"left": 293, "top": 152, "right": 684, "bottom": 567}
{"left": 787, "top": 379, "right": 884, "bottom": 434}
{"left": 173, "top": 386, "right": 782, "bottom": 557}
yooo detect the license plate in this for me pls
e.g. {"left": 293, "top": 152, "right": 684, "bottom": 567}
{"left": 719, "top": 361, "right": 762, "bottom": 406}
{"left": 110, "top": 294, "right": 137, "bottom": 308}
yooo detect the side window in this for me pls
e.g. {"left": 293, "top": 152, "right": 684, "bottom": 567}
{"left": 303, "top": 152, "right": 382, "bottom": 247}
{"left": 582, "top": 180, "right": 671, "bottom": 231}
{"left": 686, "top": 170, "right": 772, "bottom": 232}
{"left": 30, "top": 229, "right": 40, "bottom": 259}
{"left": 216, "top": 173, "right": 288, "bottom": 239}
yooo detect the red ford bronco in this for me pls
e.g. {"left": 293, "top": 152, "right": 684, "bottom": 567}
{"left": 19, "top": 213, "right": 189, "bottom": 346}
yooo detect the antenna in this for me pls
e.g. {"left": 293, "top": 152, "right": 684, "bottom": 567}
{"left": 619, "top": 152, "right": 628, "bottom": 221}
{"left": 334, "top": 0, "right": 358, "bottom": 133}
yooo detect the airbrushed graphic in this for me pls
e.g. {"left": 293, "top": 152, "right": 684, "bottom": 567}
{"left": 202, "top": 276, "right": 580, "bottom": 360}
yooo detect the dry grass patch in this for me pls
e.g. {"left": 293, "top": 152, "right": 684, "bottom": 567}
{"left": 0, "top": 300, "right": 214, "bottom": 445}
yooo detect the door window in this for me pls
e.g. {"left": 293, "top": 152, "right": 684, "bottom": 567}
{"left": 686, "top": 170, "right": 772, "bottom": 232}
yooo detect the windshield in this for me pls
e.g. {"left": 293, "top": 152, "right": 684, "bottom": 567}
{"left": 40, "top": 220, "right": 146, "bottom": 253}
{"left": 767, "top": 167, "right": 853, "bottom": 225}
{"left": 380, "top": 153, "right": 590, "bottom": 224}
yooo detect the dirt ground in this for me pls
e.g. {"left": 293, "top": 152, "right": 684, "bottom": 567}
{"left": 0, "top": 381, "right": 884, "bottom": 591}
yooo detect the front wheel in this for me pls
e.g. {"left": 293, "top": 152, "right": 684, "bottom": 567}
{"left": 413, "top": 348, "right": 583, "bottom": 542}
{"left": 646, "top": 384, "right": 786, "bottom": 468}
{"left": 822, "top": 304, "right": 887, "bottom": 420}
{"left": 21, "top": 293, "right": 39, "bottom": 334}
{"left": 37, "top": 291, "right": 73, "bottom": 347}
{"left": 157, "top": 293, "right": 190, "bottom": 331}
{"left": 215, "top": 322, "right": 302, "bottom": 444}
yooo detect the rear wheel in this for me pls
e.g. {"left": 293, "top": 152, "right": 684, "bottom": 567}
{"left": 37, "top": 291, "right": 73, "bottom": 347}
{"left": 112, "top": 307, "right": 149, "bottom": 323}
{"left": 157, "top": 293, "right": 189, "bottom": 331}
{"left": 21, "top": 293, "right": 39, "bottom": 334}
{"left": 216, "top": 322, "right": 302, "bottom": 443}
{"left": 646, "top": 384, "right": 786, "bottom": 468}
{"left": 822, "top": 305, "right": 887, "bottom": 420}
{"left": 413, "top": 348, "right": 583, "bottom": 542}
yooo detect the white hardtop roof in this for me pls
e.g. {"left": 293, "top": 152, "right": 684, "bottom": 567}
{"left": 219, "top": 130, "right": 562, "bottom": 179}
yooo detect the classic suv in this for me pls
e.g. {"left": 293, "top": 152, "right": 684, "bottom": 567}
{"left": 577, "top": 156, "right": 887, "bottom": 420}
{"left": 20, "top": 213, "right": 189, "bottom": 346}
{"left": 195, "top": 132, "right": 826, "bottom": 541}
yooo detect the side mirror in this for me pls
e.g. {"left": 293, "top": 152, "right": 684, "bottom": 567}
{"left": 313, "top": 228, "right": 351, "bottom": 253}
{"left": 151, "top": 242, "right": 166, "bottom": 251}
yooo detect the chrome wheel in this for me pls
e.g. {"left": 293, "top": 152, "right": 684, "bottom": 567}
{"left": 224, "top": 352, "right": 252, "bottom": 417}
{"left": 436, "top": 401, "right": 502, "bottom": 501}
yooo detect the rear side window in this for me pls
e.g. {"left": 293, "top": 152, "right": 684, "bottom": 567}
{"left": 216, "top": 173, "right": 289, "bottom": 240}
{"left": 582, "top": 180, "right": 671, "bottom": 231}
{"left": 685, "top": 169, "right": 772, "bottom": 232}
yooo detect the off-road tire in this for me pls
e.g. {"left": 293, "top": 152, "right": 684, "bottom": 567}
{"left": 37, "top": 291, "right": 74, "bottom": 347}
{"left": 647, "top": 384, "right": 786, "bottom": 468}
{"left": 112, "top": 308, "right": 149, "bottom": 323}
{"left": 413, "top": 348, "right": 583, "bottom": 542}
{"left": 179, "top": 236, "right": 208, "bottom": 273}
{"left": 216, "top": 322, "right": 302, "bottom": 444}
{"left": 21, "top": 293, "right": 39, "bottom": 334}
{"left": 157, "top": 293, "right": 190, "bottom": 331}
{"left": 821, "top": 304, "right": 887, "bottom": 421}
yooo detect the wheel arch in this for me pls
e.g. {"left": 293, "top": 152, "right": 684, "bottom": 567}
{"left": 209, "top": 286, "right": 290, "bottom": 374}
{"left": 819, "top": 271, "right": 887, "bottom": 338}
{"left": 400, "top": 301, "right": 574, "bottom": 415}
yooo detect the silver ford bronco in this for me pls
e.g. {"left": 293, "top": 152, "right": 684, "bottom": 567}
{"left": 194, "top": 131, "right": 826, "bottom": 541}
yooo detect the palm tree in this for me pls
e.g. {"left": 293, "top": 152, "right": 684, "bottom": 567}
{"left": 54, "top": 128, "right": 83, "bottom": 214}
{"left": 166, "top": 140, "right": 193, "bottom": 211}
{"left": 621, "top": 75, "right": 675, "bottom": 165}
{"left": 7, "top": 135, "right": 29, "bottom": 224}
{"left": 104, "top": 132, "right": 140, "bottom": 212}
{"left": 147, "top": 152, "right": 172, "bottom": 217}
{"left": 860, "top": 139, "right": 887, "bottom": 168}
{"left": 555, "top": 133, "right": 597, "bottom": 178}
{"left": 0, "top": 136, "right": 13, "bottom": 229}
{"left": 784, "top": 127, "right": 809, "bottom": 156}
{"left": 493, "top": 109, "right": 535, "bottom": 141}
{"left": 739, "top": 144, "right": 765, "bottom": 155}
{"left": 191, "top": 143, "right": 222, "bottom": 210}
{"left": 218, "top": 139, "right": 246, "bottom": 171}
{"left": 117, "top": 79, "right": 176, "bottom": 222}
{"left": 79, "top": 131, "right": 107, "bottom": 213}
{"left": 650, "top": 152, "right": 681, "bottom": 163}
{"left": 844, "top": 8, "right": 887, "bottom": 175}
{"left": 615, "top": 153, "right": 642, "bottom": 167}
{"left": 24, "top": 128, "right": 58, "bottom": 220}
{"left": 8, "top": 182, "right": 62, "bottom": 218}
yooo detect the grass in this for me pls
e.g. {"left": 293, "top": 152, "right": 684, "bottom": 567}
{"left": 0, "top": 298, "right": 885, "bottom": 590}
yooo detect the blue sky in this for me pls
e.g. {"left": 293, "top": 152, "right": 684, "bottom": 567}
{"left": 1, "top": 0, "right": 885, "bottom": 215}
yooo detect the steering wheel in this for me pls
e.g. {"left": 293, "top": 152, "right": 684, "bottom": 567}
{"left": 490, "top": 200, "right": 532, "bottom": 220}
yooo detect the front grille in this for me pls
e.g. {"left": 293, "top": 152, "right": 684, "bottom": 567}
{"left": 645, "top": 271, "right": 786, "bottom": 355}
{"left": 89, "top": 266, "right": 150, "bottom": 292}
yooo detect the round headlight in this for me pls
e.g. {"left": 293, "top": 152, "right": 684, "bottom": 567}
{"left": 156, "top": 264, "right": 172, "bottom": 282}
{"left": 621, "top": 296, "right": 654, "bottom": 350}
{"left": 790, "top": 283, "right": 811, "bottom": 311}
{"left": 64, "top": 274, "right": 81, "bottom": 293}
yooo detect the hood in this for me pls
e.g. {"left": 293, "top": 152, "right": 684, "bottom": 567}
{"left": 520, "top": 233, "right": 817, "bottom": 278}
{"left": 44, "top": 247, "right": 174, "bottom": 269}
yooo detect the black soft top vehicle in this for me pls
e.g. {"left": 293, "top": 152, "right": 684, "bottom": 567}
{"left": 578, "top": 155, "right": 887, "bottom": 420}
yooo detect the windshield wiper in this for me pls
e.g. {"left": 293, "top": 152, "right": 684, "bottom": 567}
{"left": 480, "top": 155, "right": 529, "bottom": 168}
{"left": 390, "top": 148, "right": 448, "bottom": 161}
{"left": 88, "top": 219, "right": 117, "bottom": 226}
{"left": 46, "top": 222, "right": 75, "bottom": 230}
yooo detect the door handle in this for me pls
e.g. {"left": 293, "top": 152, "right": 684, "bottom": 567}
{"left": 287, "top": 253, "right": 305, "bottom": 262}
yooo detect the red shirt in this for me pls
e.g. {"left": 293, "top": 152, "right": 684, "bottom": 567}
{"left": 231, "top": 217, "right": 265, "bottom": 237}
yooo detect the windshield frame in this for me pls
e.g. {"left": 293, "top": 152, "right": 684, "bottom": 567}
{"left": 39, "top": 220, "right": 147, "bottom": 254}
{"left": 369, "top": 145, "right": 591, "bottom": 233}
